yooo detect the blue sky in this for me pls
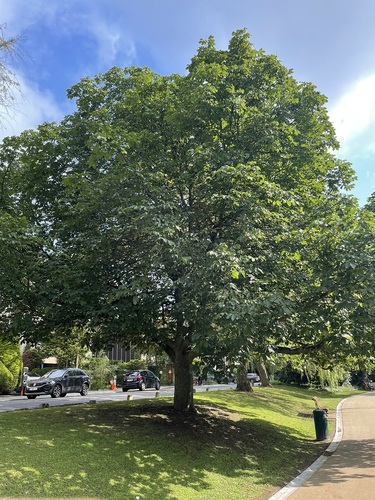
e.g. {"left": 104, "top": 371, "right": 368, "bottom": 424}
{"left": 1, "top": 0, "right": 375, "bottom": 205}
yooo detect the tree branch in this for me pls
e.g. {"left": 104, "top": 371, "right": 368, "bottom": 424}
{"left": 274, "top": 341, "right": 324, "bottom": 355}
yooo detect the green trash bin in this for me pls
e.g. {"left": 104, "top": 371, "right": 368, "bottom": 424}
{"left": 313, "top": 409, "right": 329, "bottom": 441}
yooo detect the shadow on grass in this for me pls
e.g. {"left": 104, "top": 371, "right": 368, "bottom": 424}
{"left": 195, "top": 387, "right": 312, "bottom": 425}
{"left": 0, "top": 399, "right": 328, "bottom": 499}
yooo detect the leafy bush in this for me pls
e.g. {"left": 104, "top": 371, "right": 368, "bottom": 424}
{"left": 86, "top": 356, "right": 114, "bottom": 390}
{"left": 0, "top": 361, "right": 14, "bottom": 393}
{"left": 0, "top": 341, "right": 22, "bottom": 393}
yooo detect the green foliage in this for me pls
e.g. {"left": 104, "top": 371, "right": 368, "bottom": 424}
{"left": 275, "top": 361, "right": 307, "bottom": 386}
{"left": 86, "top": 355, "right": 114, "bottom": 390}
{"left": 275, "top": 356, "right": 351, "bottom": 389}
{"left": 316, "top": 365, "right": 351, "bottom": 388}
{"left": 0, "top": 340, "right": 22, "bottom": 392}
{"left": 0, "top": 361, "right": 14, "bottom": 392}
{"left": 121, "top": 358, "right": 147, "bottom": 372}
{"left": 21, "top": 345, "right": 45, "bottom": 371}
{"left": 0, "top": 29, "right": 374, "bottom": 410}
{"left": 41, "top": 327, "right": 92, "bottom": 368}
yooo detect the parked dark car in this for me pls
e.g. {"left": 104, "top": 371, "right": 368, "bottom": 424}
{"left": 122, "top": 370, "right": 161, "bottom": 392}
{"left": 24, "top": 368, "right": 90, "bottom": 399}
{"left": 215, "top": 372, "right": 236, "bottom": 384}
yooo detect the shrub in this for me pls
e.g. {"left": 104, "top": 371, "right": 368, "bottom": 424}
{"left": 0, "top": 341, "right": 22, "bottom": 393}
{"left": 86, "top": 356, "right": 114, "bottom": 390}
{"left": 0, "top": 361, "right": 14, "bottom": 393}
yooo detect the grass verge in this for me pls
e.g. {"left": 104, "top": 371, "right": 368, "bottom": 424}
{"left": 0, "top": 384, "right": 357, "bottom": 499}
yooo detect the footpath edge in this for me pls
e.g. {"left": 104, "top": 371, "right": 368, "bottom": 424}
{"left": 268, "top": 396, "right": 347, "bottom": 500}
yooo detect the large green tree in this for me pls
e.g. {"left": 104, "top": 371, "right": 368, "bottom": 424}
{"left": 1, "top": 30, "right": 373, "bottom": 411}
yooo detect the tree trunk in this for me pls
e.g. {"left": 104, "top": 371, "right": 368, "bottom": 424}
{"left": 256, "top": 360, "right": 271, "bottom": 387}
{"left": 165, "top": 336, "right": 196, "bottom": 412}
{"left": 174, "top": 351, "right": 195, "bottom": 412}
{"left": 236, "top": 359, "right": 253, "bottom": 392}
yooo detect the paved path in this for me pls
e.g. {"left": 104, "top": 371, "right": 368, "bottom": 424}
{"left": 272, "top": 392, "right": 375, "bottom": 499}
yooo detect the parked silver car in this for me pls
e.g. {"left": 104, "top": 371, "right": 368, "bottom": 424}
{"left": 247, "top": 372, "right": 260, "bottom": 383}
{"left": 24, "top": 372, "right": 40, "bottom": 382}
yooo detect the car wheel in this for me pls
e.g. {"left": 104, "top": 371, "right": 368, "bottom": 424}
{"left": 51, "top": 384, "right": 62, "bottom": 398}
{"left": 139, "top": 381, "right": 146, "bottom": 391}
{"left": 122, "top": 388, "right": 128, "bottom": 392}
{"left": 60, "top": 393, "right": 67, "bottom": 397}
{"left": 27, "top": 395, "right": 37, "bottom": 399}
{"left": 155, "top": 381, "right": 160, "bottom": 390}
{"left": 80, "top": 384, "right": 89, "bottom": 396}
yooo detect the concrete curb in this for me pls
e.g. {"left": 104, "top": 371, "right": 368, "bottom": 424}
{"left": 268, "top": 397, "right": 347, "bottom": 499}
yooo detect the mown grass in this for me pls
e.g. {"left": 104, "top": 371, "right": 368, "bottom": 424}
{"left": 0, "top": 384, "right": 357, "bottom": 499}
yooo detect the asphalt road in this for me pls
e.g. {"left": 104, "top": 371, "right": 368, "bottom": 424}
{"left": 0, "top": 383, "right": 235, "bottom": 413}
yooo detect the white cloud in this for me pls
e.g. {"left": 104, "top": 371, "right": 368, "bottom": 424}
{"left": 1, "top": 1, "right": 138, "bottom": 78}
{"left": 94, "top": 26, "right": 135, "bottom": 68}
{"left": 0, "top": 76, "right": 70, "bottom": 141}
{"left": 77, "top": 19, "right": 137, "bottom": 74}
{"left": 329, "top": 74, "right": 375, "bottom": 156}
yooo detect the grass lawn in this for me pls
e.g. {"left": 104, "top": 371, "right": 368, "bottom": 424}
{"left": 0, "top": 384, "right": 357, "bottom": 499}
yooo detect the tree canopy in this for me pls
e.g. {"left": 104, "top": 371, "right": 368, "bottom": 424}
{"left": 0, "top": 29, "right": 374, "bottom": 411}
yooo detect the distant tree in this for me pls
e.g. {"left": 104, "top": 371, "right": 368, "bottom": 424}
{"left": 0, "top": 29, "right": 374, "bottom": 412}
{"left": 365, "top": 192, "right": 375, "bottom": 213}
{"left": 274, "top": 356, "right": 351, "bottom": 389}
{"left": 41, "top": 327, "right": 92, "bottom": 368}
{"left": 22, "top": 345, "right": 45, "bottom": 371}
{"left": 0, "top": 25, "right": 25, "bottom": 367}
{"left": 0, "top": 24, "right": 22, "bottom": 128}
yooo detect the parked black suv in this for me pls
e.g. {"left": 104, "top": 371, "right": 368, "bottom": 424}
{"left": 24, "top": 368, "right": 90, "bottom": 399}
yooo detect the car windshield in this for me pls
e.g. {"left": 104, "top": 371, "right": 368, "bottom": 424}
{"left": 41, "top": 369, "right": 66, "bottom": 379}
{"left": 125, "top": 371, "right": 140, "bottom": 377}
